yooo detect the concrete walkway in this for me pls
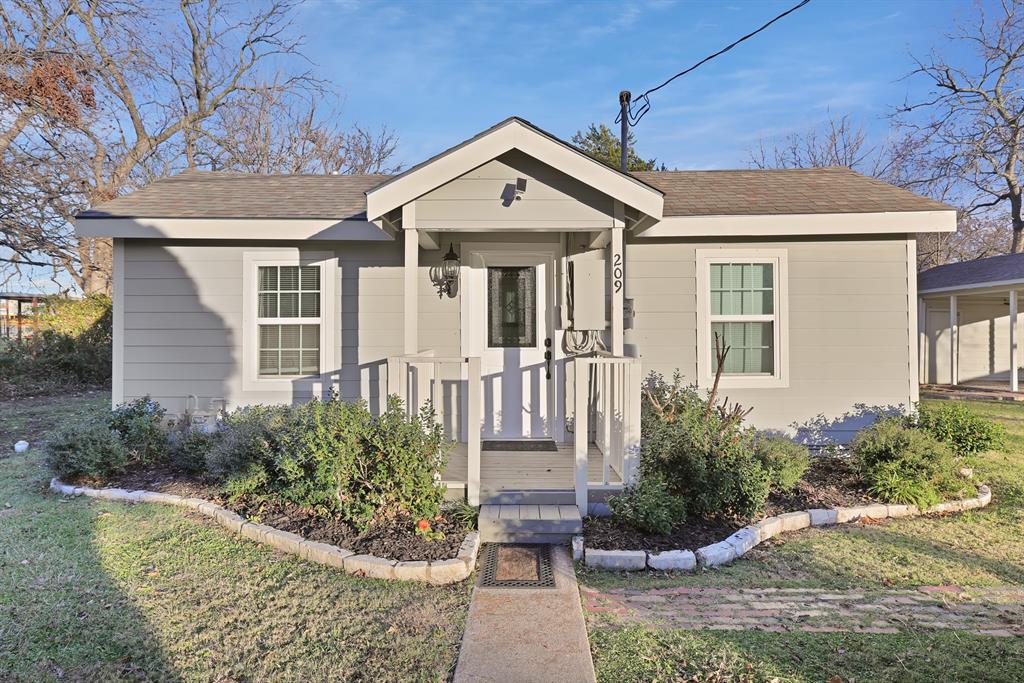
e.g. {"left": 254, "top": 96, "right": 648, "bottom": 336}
{"left": 453, "top": 546, "right": 596, "bottom": 683}
{"left": 582, "top": 585, "right": 1024, "bottom": 637}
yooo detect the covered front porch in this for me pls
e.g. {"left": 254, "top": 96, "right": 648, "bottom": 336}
{"left": 366, "top": 119, "right": 659, "bottom": 510}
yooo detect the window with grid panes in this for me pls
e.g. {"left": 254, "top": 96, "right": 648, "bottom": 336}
{"left": 709, "top": 262, "right": 775, "bottom": 374}
{"left": 256, "top": 265, "right": 321, "bottom": 376}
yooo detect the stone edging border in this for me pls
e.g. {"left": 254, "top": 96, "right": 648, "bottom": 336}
{"left": 581, "top": 484, "right": 993, "bottom": 572}
{"left": 49, "top": 478, "right": 479, "bottom": 585}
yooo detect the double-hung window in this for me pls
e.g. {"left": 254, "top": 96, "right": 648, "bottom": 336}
{"left": 257, "top": 265, "right": 321, "bottom": 376}
{"left": 243, "top": 251, "right": 334, "bottom": 391}
{"left": 697, "top": 250, "right": 788, "bottom": 388}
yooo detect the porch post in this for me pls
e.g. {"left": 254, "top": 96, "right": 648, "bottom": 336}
{"left": 1011, "top": 290, "right": 1019, "bottom": 392}
{"left": 611, "top": 202, "right": 625, "bottom": 356}
{"left": 949, "top": 295, "right": 958, "bottom": 386}
{"left": 403, "top": 203, "right": 418, "bottom": 355}
{"left": 574, "top": 358, "right": 589, "bottom": 511}
{"left": 467, "top": 356, "right": 482, "bottom": 506}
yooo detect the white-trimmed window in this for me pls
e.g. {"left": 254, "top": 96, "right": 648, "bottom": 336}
{"left": 257, "top": 265, "right": 321, "bottom": 376}
{"left": 697, "top": 249, "right": 788, "bottom": 388}
{"left": 243, "top": 251, "right": 335, "bottom": 391}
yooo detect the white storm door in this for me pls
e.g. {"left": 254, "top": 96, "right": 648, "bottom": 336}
{"left": 465, "top": 249, "right": 554, "bottom": 440}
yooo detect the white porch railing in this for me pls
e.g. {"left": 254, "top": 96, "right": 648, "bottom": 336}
{"left": 387, "top": 352, "right": 483, "bottom": 505}
{"left": 573, "top": 352, "right": 642, "bottom": 510}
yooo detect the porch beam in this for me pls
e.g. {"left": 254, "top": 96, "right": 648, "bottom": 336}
{"left": 949, "top": 294, "right": 958, "bottom": 386}
{"left": 588, "top": 230, "right": 611, "bottom": 249}
{"left": 403, "top": 203, "right": 419, "bottom": 354}
{"left": 418, "top": 230, "right": 440, "bottom": 250}
{"left": 1011, "top": 290, "right": 1019, "bottom": 392}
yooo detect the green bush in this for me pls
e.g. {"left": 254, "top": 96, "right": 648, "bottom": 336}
{"left": 641, "top": 373, "right": 770, "bottom": 521}
{"left": 109, "top": 396, "right": 167, "bottom": 467}
{"left": 917, "top": 401, "right": 1005, "bottom": 459}
{"left": 169, "top": 427, "right": 217, "bottom": 474}
{"left": 205, "top": 404, "right": 289, "bottom": 479}
{"left": 754, "top": 433, "right": 810, "bottom": 492}
{"left": 215, "top": 396, "right": 449, "bottom": 530}
{"left": 609, "top": 473, "right": 687, "bottom": 535}
{"left": 852, "top": 417, "right": 965, "bottom": 509}
{"left": 0, "top": 294, "right": 112, "bottom": 397}
{"left": 45, "top": 420, "right": 128, "bottom": 480}
{"left": 443, "top": 499, "right": 479, "bottom": 531}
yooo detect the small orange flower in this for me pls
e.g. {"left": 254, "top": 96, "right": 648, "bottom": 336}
{"left": 417, "top": 519, "right": 431, "bottom": 531}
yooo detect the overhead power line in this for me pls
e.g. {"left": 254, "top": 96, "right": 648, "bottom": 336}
{"left": 617, "top": 0, "right": 812, "bottom": 127}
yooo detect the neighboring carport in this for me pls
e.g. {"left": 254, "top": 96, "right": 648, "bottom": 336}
{"left": 919, "top": 253, "right": 1024, "bottom": 393}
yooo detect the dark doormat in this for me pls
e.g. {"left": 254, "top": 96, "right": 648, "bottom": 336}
{"left": 482, "top": 440, "right": 558, "bottom": 452}
{"left": 479, "top": 544, "right": 556, "bottom": 589}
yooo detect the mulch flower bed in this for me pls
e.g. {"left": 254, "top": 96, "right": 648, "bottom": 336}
{"left": 587, "top": 456, "right": 880, "bottom": 551}
{"left": 95, "top": 468, "right": 220, "bottom": 500}
{"left": 84, "top": 469, "right": 468, "bottom": 563}
{"left": 225, "top": 497, "right": 468, "bottom": 562}
{"left": 583, "top": 515, "right": 740, "bottom": 552}
{"left": 766, "top": 456, "right": 875, "bottom": 516}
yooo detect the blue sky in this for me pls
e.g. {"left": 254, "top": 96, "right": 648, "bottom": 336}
{"left": 297, "top": 0, "right": 979, "bottom": 170}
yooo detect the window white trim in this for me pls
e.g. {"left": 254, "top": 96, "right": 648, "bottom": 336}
{"left": 696, "top": 249, "right": 789, "bottom": 389}
{"left": 242, "top": 250, "right": 336, "bottom": 393}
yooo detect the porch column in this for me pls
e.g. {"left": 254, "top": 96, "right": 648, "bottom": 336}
{"left": 467, "top": 356, "right": 482, "bottom": 506}
{"left": 403, "top": 203, "right": 418, "bottom": 355}
{"left": 1011, "top": 290, "right": 1019, "bottom": 392}
{"left": 610, "top": 225, "right": 624, "bottom": 356}
{"left": 574, "top": 358, "right": 589, "bottom": 510}
{"left": 611, "top": 202, "right": 625, "bottom": 356}
{"left": 949, "top": 294, "right": 958, "bottom": 386}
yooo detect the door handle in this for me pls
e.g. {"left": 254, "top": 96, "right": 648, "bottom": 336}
{"left": 544, "top": 338, "right": 552, "bottom": 379}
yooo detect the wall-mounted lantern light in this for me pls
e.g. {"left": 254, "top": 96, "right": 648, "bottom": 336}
{"left": 436, "top": 243, "right": 460, "bottom": 298}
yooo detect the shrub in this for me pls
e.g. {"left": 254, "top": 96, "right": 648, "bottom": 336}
{"left": 609, "top": 473, "right": 687, "bottom": 535}
{"left": 109, "top": 396, "right": 167, "bottom": 467}
{"left": 215, "top": 395, "right": 449, "bottom": 530}
{"left": 917, "top": 402, "right": 1005, "bottom": 459}
{"left": 852, "top": 417, "right": 965, "bottom": 509}
{"left": 45, "top": 420, "right": 128, "bottom": 480}
{"left": 206, "top": 404, "right": 290, "bottom": 479}
{"left": 0, "top": 294, "right": 112, "bottom": 397}
{"left": 169, "top": 427, "right": 217, "bottom": 474}
{"left": 754, "top": 433, "right": 810, "bottom": 492}
{"left": 641, "top": 373, "right": 770, "bottom": 521}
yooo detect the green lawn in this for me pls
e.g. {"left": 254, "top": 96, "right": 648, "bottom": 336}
{"left": 0, "top": 392, "right": 472, "bottom": 682}
{"left": 584, "top": 399, "right": 1024, "bottom": 682}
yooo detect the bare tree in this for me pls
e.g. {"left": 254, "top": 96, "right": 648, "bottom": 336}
{"left": 197, "top": 91, "right": 400, "bottom": 175}
{"left": 1, "top": 0, "right": 397, "bottom": 294}
{"left": 896, "top": 0, "right": 1024, "bottom": 253}
{"left": 750, "top": 111, "right": 1003, "bottom": 268}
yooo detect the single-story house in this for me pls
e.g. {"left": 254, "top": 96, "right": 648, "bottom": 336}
{"left": 919, "top": 252, "right": 1024, "bottom": 392}
{"left": 75, "top": 116, "right": 956, "bottom": 510}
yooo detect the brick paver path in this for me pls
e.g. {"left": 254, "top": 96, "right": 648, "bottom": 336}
{"left": 581, "top": 585, "right": 1024, "bottom": 637}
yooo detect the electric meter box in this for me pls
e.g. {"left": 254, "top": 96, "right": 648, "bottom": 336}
{"left": 570, "top": 260, "right": 606, "bottom": 330}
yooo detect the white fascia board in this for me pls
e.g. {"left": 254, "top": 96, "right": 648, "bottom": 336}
{"left": 638, "top": 210, "right": 957, "bottom": 237}
{"left": 919, "top": 279, "right": 1024, "bottom": 296}
{"left": 75, "top": 217, "right": 393, "bottom": 241}
{"left": 364, "top": 120, "right": 664, "bottom": 221}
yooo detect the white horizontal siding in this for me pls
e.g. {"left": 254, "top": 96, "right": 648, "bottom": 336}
{"left": 624, "top": 235, "right": 913, "bottom": 440}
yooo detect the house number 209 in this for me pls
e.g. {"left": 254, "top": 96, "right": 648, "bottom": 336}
{"left": 612, "top": 252, "right": 623, "bottom": 293}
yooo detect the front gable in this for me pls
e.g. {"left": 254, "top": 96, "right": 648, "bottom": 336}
{"left": 413, "top": 150, "right": 618, "bottom": 231}
{"left": 365, "top": 117, "right": 664, "bottom": 224}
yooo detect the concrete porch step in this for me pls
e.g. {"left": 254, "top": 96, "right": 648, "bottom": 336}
{"left": 479, "top": 504, "right": 583, "bottom": 544}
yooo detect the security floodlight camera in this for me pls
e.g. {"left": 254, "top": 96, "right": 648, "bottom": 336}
{"left": 514, "top": 177, "right": 527, "bottom": 200}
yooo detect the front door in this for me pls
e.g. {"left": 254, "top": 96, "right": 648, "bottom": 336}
{"left": 464, "top": 246, "right": 555, "bottom": 441}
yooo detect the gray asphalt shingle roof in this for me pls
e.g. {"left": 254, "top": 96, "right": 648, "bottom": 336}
{"left": 918, "top": 252, "right": 1024, "bottom": 292}
{"left": 78, "top": 165, "right": 952, "bottom": 220}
